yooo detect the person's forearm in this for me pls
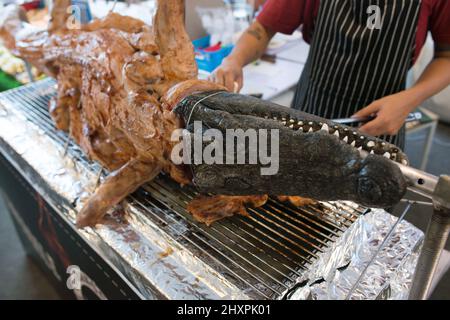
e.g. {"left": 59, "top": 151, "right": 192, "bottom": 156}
{"left": 405, "top": 51, "right": 450, "bottom": 111}
{"left": 226, "top": 20, "right": 275, "bottom": 67}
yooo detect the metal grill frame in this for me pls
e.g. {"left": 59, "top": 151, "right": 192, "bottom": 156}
{"left": 1, "top": 79, "right": 445, "bottom": 300}
{"left": 0, "top": 79, "right": 372, "bottom": 299}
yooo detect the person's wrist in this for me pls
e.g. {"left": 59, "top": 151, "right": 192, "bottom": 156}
{"left": 404, "top": 87, "right": 426, "bottom": 110}
{"left": 224, "top": 55, "right": 244, "bottom": 69}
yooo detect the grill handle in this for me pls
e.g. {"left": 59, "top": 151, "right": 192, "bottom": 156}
{"left": 391, "top": 165, "right": 449, "bottom": 300}
{"left": 408, "top": 175, "right": 450, "bottom": 300}
{"left": 395, "top": 163, "right": 438, "bottom": 199}
{"left": 359, "top": 150, "right": 449, "bottom": 300}
{"left": 384, "top": 162, "right": 449, "bottom": 300}
{"left": 394, "top": 166, "right": 449, "bottom": 300}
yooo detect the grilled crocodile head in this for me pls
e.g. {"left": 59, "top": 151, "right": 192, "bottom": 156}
{"left": 173, "top": 91, "right": 408, "bottom": 208}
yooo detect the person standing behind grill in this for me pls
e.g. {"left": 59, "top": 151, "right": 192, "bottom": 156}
{"left": 210, "top": 0, "right": 450, "bottom": 148}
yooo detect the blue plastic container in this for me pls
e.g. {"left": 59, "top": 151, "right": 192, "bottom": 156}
{"left": 193, "top": 35, "right": 234, "bottom": 72}
{"left": 71, "top": 0, "right": 93, "bottom": 24}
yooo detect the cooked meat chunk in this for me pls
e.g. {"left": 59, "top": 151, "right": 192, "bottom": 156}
{"left": 187, "top": 195, "right": 269, "bottom": 226}
{"left": 277, "top": 196, "right": 317, "bottom": 207}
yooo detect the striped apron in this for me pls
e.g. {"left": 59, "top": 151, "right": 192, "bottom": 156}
{"left": 292, "top": 0, "right": 421, "bottom": 149}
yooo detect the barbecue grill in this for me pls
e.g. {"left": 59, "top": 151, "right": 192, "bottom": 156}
{"left": 0, "top": 79, "right": 448, "bottom": 300}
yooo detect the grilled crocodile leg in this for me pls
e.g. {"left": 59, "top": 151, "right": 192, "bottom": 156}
{"left": 76, "top": 158, "right": 161, "bottom": 228}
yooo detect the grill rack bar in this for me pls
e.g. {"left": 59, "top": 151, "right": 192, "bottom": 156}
{"left": 0, "top": 79, "right": 371, "bottom": 299}
{"left": 141, "top": 184, "right": 294, "bottom": 294}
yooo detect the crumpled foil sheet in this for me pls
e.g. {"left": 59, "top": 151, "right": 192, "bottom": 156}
{"left": 285, "top": 208, "right": 423, "bottom": 300}
{"left": 0, "top": 92, "right": 424, "bottom": 300}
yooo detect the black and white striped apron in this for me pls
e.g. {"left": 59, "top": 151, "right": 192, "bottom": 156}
{"left": 292, "top": 0, "right": 421, "bottom": 149}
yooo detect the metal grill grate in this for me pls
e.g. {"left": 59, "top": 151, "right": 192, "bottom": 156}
{"left": 0, "top": 79, "right": 370, "bottom": 299}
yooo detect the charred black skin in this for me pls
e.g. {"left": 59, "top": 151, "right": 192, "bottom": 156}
{"left": 174, "top": 92, "right": 408, "bottom": 208}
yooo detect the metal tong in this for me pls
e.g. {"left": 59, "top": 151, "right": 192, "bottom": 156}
{"left": 333, "top": 112, "right": 423, "bottom": 125}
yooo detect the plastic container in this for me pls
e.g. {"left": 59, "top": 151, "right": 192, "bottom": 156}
{"left": 71, "top": 0, "right": 93, "bottom": 24}
{"left": 20, "top": 1, "right": 42, "bottom": 11}
{"left": 193, "top": 35, "right": 234, "bottom": 73}
{"left": 0, "top": 70, "right": 22, "bottom": 92}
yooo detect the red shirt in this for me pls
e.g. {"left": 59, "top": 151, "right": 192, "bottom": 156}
{"left": 257, "top": 0, "right": 450, "bottom": 64}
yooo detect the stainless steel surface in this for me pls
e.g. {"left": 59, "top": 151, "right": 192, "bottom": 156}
{"left": 397, "top": 163, "right": 439, "bottom": 200}
{"left": 24, "top": 62, "right": 35, "bottom": 83}
{"left": 419, "top": 120, "right": 437, "bottom": 171}
{"left": 384, "top": 162, "right": 450, "bottom": 300}
{"left": 409, "top": 176, "right": 450, "bottom": 300}
{"left": 409, "top": 209, "right": 450, "bottom": 299}
{"left": 332, "top": 113, "right": 421, "bottom": 125}
{"left": 405, "top": 108, "right": 439, "bottom": 171}
{"left": 332, "top": 116, "right": 374, "bottom": 125}
{"left": 0, "top": 79, "right": 425, "bottom": 299}
{"left": 433, "top": 175, "right": 450, "bottom": 210}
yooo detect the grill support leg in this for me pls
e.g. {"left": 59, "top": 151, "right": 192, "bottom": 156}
{"left": 409, "top": 176, "right": 450, "bottom": 300}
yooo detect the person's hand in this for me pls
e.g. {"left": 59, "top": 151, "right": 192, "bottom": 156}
{"left": 352, "top": 90, "right": 421, "bottom": 136}
{"left": 209, "top": 57, "right": 243, "bottom": 93}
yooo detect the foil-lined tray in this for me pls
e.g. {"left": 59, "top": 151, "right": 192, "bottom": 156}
{"left": 286, "top": 208, "right": 423, "bottom": 300}
{"left": 0, "top": 81, "right": 423, "bottom": 299}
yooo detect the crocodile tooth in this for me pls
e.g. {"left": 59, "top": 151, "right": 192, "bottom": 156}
{"left": 367, "top": 141, "right": 375, "bottom": 148}
{"left": 384, "top": 152, "right": 391, "bottom": 159}
{"left": 343, "top": 136, "right": 348, "bottom": 143}
{"left": 298, "top": 121, "right": 303, "bottom": 126}
{"left": 351, "top": 141, "right": 356, "bottom": 147}
{"left": 289, "top": 124, "right": 294, "bottom": 129}
{"left": 334, "top": 130, "right": 340, "bottom": 137}
{"left": 308, "top": 127, "right": 313, "bottom": 133}
{"left": 402, "top": 160, "right": 408, "bottom": 165}
{"left": 321, "top": 124, "right": 329, "bottom": 131}
{"left": 370, "top": 150, "right": 375, "bottom": 154}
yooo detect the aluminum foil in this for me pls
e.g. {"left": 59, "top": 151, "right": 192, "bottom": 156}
{"left": 0, "top": 91, "right": 424, "bottom": 300}
{"left": 0, "top": 96, "right": 253, "bottom": 300}
{"left": 285, "top": 208, "right": 423, "bottom": 300}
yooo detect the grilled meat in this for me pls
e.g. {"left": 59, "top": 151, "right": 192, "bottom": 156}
{"left": 187, "top": 195, "right": 269, "bottom": 226}
{"left": 277, "top": 196, "right": 317, "bottom": 207}
{"left": 0, "top": 0, "right": 408, "bottom": 228}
